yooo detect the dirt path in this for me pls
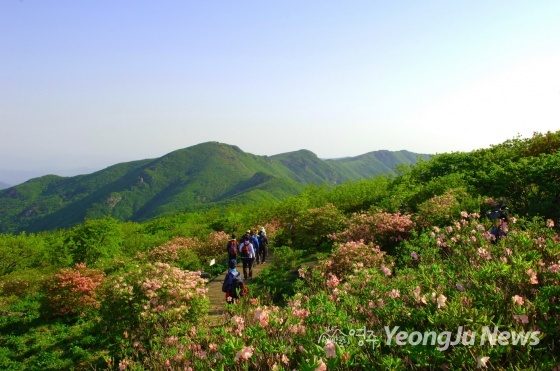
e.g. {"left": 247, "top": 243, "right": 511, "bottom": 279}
{"left": 206, "top": 257, "right": 271, "bottom": 326}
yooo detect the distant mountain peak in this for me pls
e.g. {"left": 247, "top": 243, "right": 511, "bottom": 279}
{"left": 0, "top": 143, "right": 429, "bottom": 233}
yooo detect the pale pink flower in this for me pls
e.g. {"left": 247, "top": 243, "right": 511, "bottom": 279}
{"left": 513, "top": 314, "right": 529, "bottom": 325}
{"left": 512, "top": 295, "right": 524, "bottom": 306}
{"left": 189, "top": 326, "right": 197, "bottom": 337}
{"left": 548, "top": 264, "right": 560, "bottom": 273}
{"left": 477, "top": 248, "right": 492, "bottom": 260}
{"left": 118, "top": 360, "right": 130, "bottom": 370}
{"left": 437, "top": 294, "right": 447, "bottom": 308}
{"left": 547, "top": 219, "right": 555, "bottom": 228}
{"left": 315, "top": 358, "right": 327, "bottom": 371}
{"left": 526, "top": 269, "right": 539, "bottom": 284}
{"left": 380, "top": 265, "right": 392, "bottom": 277}
{"left": 166, "top": 336, "right": 178, "bottom": 344}
{"left": 410, "top": 251, "right": 419, "bottom": 260}
{"left": 326, "top": 274, "right": 340, "bottom": 288}
{"left": 387, "top": 289, "right": 400, "bottom": 298}
{"left": 292, "top": 308, "right": 311, "bottom": 319}
{"left": 235, "top": 346, "right": 254, "bottom": 361}
{"left": 208, "top": 343, "right": 218, "bottom": 351}
{"left": 324, "top": 340, "right": 337, "bottom": 359}
{"left": 461, "top": 211, "right": 469, "bottom": 219}
{"left": 456, "top": 283, "right": 465, "bottom": 292}
{"left": 254, "top": 307, "right": 270, "bottom": 328}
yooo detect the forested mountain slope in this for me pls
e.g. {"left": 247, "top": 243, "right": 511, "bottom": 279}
{"left": 0, "top": 142, "right": 428, "bottom": 233}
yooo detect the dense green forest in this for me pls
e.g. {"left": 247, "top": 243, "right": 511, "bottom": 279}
{"left": 0, "top": 142, "right": 428, "bottom": 234}
{"left": 1, "top": 131, "right": 560, "bottom": 370}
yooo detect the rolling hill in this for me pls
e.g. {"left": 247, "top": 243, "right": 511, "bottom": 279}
{"left": 0, "top": 142, "right": 430, "bottom": 233}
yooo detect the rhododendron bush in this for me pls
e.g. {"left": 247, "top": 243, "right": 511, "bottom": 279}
{"left": 330, "top": 210, "right": 414, "bottom": 250}
{"left": 43, "top": 263, "right": 105, "bottom": 317}
{"left": 321, "top": 240, "right": 389, "bottom": 278}
{"left": 140, "top": 231, "right": 230, "bottom": 270}
{"left": 100, "top": 261, "right": 209, "bottom": 364}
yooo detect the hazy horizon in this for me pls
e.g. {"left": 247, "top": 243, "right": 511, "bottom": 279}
{"left": 2, "top": 1, "right": 559, "bottom": 183}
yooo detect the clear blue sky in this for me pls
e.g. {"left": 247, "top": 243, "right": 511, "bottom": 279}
{"left": 2, "top": 1, "right": 559, "bottom": 179}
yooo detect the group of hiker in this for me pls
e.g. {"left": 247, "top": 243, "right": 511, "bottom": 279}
{"left": 222, "top": 227, "right": 269, "bottom": 303}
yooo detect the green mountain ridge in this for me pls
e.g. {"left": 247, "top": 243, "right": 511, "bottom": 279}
{"left": 0, "top": 142, "right": 430, "bottom": 233}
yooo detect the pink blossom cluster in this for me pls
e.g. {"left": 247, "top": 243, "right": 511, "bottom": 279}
{"left": 145, "top": 237, "right": 202, "bottom": 263}
{"left": 235, "top": 346, "right": 254, "bottom": 362}
{"left": 44, "top": 263, "right": 105, "bottom": 317}
{"left": 138, "top": 263, "right": 208, "bottom": 322}
{"left": 323, "top": 240, "right": 387, "bottom": 278}
{"left": 197, "top": 231, "right": 230, "bottom": 261}
{"left": 254, "top": 307, "right": 270, "bottom": 328}
{"left": 330, "top": 211, "right": 414, "bottom": 248}
{"left": 102, "top": 261, "right": 208, "bottom": 345}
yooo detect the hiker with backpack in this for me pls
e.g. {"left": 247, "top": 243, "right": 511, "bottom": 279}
{"left": 226, "top": 234, "right": 238, "bottom": 261}
{"left": 250, "top": 230, "right": 261, "bottom": 264}
{"left": 239, "top": 235, "right": 255, "bottom": 280}
{"left": 241, "top": 229, "right": 251, "bottom": 244}
{"left": 487, "top": 203, "right": 509, "bottom": 244}
{"left": 222, "top": 259, "right": 247, "bottom": 303}
{"left": 490, "top": 216, "right": 509, "bottom": 244}
{"left": 258, "top": 229, "right": 269, "bottom": 264}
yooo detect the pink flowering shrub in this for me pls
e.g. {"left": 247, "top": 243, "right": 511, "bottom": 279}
{"left": 143, "top": 237, "right": 202, "bottom": 270}
{"left": 142, "top": 231, "right": 229, "bottom": 269}
{"left": 196, "top": 231, "right": 230, "bottom": 262}
{"left": 330, "top": 210, "right": 414, "bottom": 250}
{"left": 100, "top": 261, "right": 209, "bottom": 351}
{"left": 43, "top": 263, "right": 105, "bottom": 317}
{"left": 321, "top": 240, "right": 389, "bottom": 279}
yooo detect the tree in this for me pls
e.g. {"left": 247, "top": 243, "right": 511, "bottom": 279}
{"left": 64, "top": 217, "right": 122, "bottom": 267}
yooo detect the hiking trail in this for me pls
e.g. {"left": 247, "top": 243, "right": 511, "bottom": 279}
{"left": 205, "top": 257, "right": 271, "bottom": 327}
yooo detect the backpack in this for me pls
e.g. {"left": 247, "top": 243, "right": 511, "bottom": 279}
{"left": 490, "top": 226, "right": 506, "bottom": 244}
{"left": 230, "top": 275, "right": 247, "bottom": 299}
{"left": 240, "top": 242, "right": 251, "bottom": 258}
{"left": 222, "top": 271, "right": 247, "bottom": 298}
{"left": 250, "top": 235, "right": 260, "bottom": 249}
{"left": 227, "top": 240, "right": 237, "bottom": 255}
